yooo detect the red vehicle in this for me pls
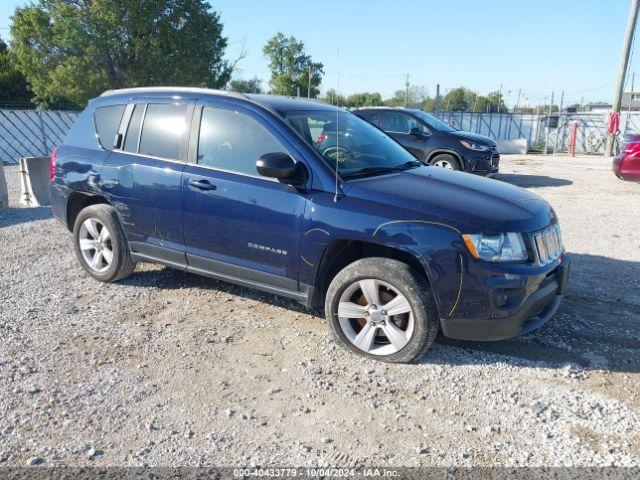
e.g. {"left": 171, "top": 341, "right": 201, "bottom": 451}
{"left": 613, "top": 134, "right": 640, "bottom": 181}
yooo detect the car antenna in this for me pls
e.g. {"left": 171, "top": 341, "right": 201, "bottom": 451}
{"left": 334, "top": 48, "right": 340, "bottom": 203}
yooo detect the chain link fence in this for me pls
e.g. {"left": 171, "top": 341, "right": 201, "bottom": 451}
{"left": 0, "top": 108, "right": 80, "bottom": 164}
{"left": 2, "top": 106, "right": 640, "bottom": 163}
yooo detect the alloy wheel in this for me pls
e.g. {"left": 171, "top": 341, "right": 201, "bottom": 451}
{"left": 433, "top": 159, "right": 453, "bottom": 169}
{"left": 78, "top": 218, "right": 113, "bottom": 273}
{"left": 337, "top": 279, "right": 414, "bottom": 356}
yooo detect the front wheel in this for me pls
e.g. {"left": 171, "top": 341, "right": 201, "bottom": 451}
{"left": 429, "top": 153, "right": 461, "bottom": 171}
{"left": 325, "top": 258, "right": 439, "bottom": 363}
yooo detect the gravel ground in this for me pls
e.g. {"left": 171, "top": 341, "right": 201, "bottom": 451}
{"left": 0, "top": 155, "right": 639, "bottom": 468}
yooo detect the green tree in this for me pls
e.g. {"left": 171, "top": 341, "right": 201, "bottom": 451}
{"left": 473, "top": 91, "right": 509, "bottom": 113}
{"left": 229, "top": 77, "right": 262, "bottom": 94}
{"left": 10, "top": 0, "right": 233, "bottom": 107}
{"left": 442, "top": 87, "right": 472, "bottom": 111}
{"left": 0, "top": 37, "right": 33, "bottom": 105}
{"left": 383, "top": 85, "right": 429, "bottom": 109}
{"left": 344, "top": 92, "right": 383, "bottom": 108}
{"left": 324, "top": 88, "right": 346, "bottom": 106}
{"left": 263, "top": 32, "right": 324, "bottom": 97}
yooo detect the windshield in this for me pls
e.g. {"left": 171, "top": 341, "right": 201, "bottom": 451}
{"left": 412, "top": 110, "right": 457, "bottom": 133}
{"left": 280, "top": 109, "right": 422, "bottom": 178}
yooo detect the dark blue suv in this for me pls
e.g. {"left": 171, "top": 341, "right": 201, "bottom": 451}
{"left": 50, "top": 87, "right": 570, "bottom": 363}
{"left": 354, "top": 107, "right": 500, "bottom": 176}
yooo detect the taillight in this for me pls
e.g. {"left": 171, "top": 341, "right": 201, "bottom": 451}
{"left": 623, "top": 141, "right": 640, "bottom": 154}
{"left": 50, "top": 146, "right": 59, "bottom": 180}
{"left": 317, "top": 133, "right": 327, "bottom": 144}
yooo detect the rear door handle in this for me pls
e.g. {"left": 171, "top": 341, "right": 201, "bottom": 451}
{"left": 188, "top": 179, "right": 217, "bottom": 191}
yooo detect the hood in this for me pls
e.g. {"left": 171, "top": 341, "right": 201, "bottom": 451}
{"left": 342, "top": 166, "right": 555, "bottom": 233}
{"left": 449, "top": 130, "right": 496, "bottom": 147}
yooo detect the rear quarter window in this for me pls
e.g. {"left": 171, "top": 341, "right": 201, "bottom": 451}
{"left": 94, "top": 105, "right": 126, "bottom": 150}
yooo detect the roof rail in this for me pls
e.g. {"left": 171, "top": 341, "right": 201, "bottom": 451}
{"left": 100, "top": 86, "right": 248, "bottom": 100}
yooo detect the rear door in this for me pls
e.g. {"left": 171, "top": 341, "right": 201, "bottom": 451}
{"left": 101, "top": 98, "right": 194, "bottom": 265}
{"left": 181, "top": 99, "right": 307, "bottom": 291}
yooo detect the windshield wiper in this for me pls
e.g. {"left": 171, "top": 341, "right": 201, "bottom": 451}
{"left": 342, "top": 166, "right": 396, "bottom": 178}
{"left": 390, "top": 160, "right": 423, "bottom": 171}
{"left": 342, "top": 161, "right": 423, "bottom": 179}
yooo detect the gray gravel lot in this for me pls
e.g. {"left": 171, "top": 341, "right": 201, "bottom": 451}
{"left": 0, "top": 155, "right": 639, "bottom": 467}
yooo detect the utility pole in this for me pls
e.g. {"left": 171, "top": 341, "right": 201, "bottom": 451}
{"left": 514, "top": 88, "right": 522, "bottom": 112}
{"left": 307, "top": 66, "right": 312, "bottom": 98}
{"left": 497, "top": 83, "right": 503, "bottom": 113}
{"left": 435, "top": 84, "right": 441, "bottom": 112}
{"left": 405, "top": 74, "right": 410, "bottom": 107}
{"left": 606, "top": 0, "right": 640, "bottom": 156}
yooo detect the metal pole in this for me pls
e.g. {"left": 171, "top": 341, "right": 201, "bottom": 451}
{"left": 554, "top": 91, "right": 564, "bottom": 154}
{"left": 624, "top": 71, "right": 635, "bottom": 134}
{"left": 606, "top": 0, "right": 640, "bottom": 156}
{"left": 405, "top": 74, "right": 410, "bottom": 107}
{"left": 497, "top": 83, "right": 503, "bottom": 113}
{"left": 308, "top": 66, "right": 311, "bottom": 98}
{"left": 435, "top": 84, "right": 441, "bottom": 112}
{"left": 544, "top": 91, "right": 554, "bottom": 154}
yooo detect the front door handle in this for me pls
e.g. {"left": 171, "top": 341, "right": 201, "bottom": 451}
{"left": 188, "top": 179, "right": 217, "bottom": 191}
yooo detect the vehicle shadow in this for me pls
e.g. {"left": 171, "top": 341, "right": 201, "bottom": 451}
{"left": 495, "top": 173, "right": 573, "bottom": 188}
{"left": 0, "top": 207, "right": 53, "bottom": 228}
{"left": 121, "top": 266, "right": 324, "bottom": 318}
{"left": 121, "top": 253, "right": 639, "bottom": 374}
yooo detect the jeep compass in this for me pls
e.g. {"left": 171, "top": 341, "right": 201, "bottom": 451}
{"left": 50, "top": 87, "right": 570, "bottom": 363}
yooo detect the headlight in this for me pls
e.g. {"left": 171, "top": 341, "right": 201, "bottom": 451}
{"left": 462, "top": 232, "right": 527, "bottom": 262}
{"left": 460, "top": 140, "right": 489, "bottom": 151}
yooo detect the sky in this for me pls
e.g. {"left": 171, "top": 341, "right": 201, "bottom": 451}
{"left": 1, "top": 0, "right": 638, "bottom": 107}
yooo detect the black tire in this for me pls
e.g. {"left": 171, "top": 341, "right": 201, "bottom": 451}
{"left": 429, "top": 153, "right": 461, "bottom": 171}
{"left": 73, "top": 204, "right": 135, "bottom": 282}
{"left": 325, "top": 257, "right": 439, "bottom": 363}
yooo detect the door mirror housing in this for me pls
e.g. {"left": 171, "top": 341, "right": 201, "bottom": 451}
{"left": 256, "top": 152, "right": 307, "bottom": 185}
{"left": 409, "top": 127, "right": 423, "bottom": 138}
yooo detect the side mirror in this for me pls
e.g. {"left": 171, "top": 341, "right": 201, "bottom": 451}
{"left": 410, "top": 127, "right": 423, "bottom": 138}
{"left": 256, "top": 152, "right": 307, "bottom": 185}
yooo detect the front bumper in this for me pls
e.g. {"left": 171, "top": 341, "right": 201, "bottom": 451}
{"left": 467, "top": 150, "right": 500, "bottom": 177}
{"left": 440, "top": 255, "right": 570, "bottom": 341}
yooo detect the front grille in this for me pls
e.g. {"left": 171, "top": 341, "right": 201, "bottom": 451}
{"left": 532, "top": 223, "right": 563, "bottom": 266}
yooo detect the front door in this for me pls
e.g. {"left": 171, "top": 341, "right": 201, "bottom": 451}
{"left": 181, "top": 100, "right": 307, "bottom": 291}
{"left": 378, "top": 111, "right": 431, "bottom": 161}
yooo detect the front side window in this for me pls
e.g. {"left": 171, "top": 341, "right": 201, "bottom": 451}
{"left": 280, "top": 109, "right": 421, "bottom": 178}
{"left": 197, "top": 107, "right": 287, "bottom": 176}
{"left": 94, "top": 104, "right": 126, "bottom": 150}
{"left": 379, "top": 111, "right": 424, "bottom": 134}
{"left": 139, "top": 103, "right": 188, "bottom": 159}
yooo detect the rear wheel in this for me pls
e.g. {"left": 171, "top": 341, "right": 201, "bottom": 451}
{"left": 429, "top": 153, "right": 461, "bottom": 171}
{"left": 325, "top": 258, "right": 439, "bottom": 363}
{"left": 73, "top": 204, "right": 135, "bottom": 282}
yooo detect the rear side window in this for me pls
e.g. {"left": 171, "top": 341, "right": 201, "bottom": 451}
{"left": 139, "top": 103, "right": 188, "bottom": 159}
{"left": 123, "top": 104, "right": 144, "bottom": 153}
{"left": 94, "top": 105, "right": 126, "bottom": 150}
{"left": 197, "top": 107, "right": 287, "bottom": 176}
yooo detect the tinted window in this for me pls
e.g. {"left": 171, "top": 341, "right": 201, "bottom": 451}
{"left": 94, "top": 105, "right": 125, "bottom": 150}
{"left": 123, "top": 104, "right": 144, "bottom": 153}
{"left": 139, "top": 103, "right": 188, "bottom": 159}
{"left": 198, "top": 107, "right": 287, "bottom": 176}
{"left": 379, "top": 112, "right": 423, "bottom": 134}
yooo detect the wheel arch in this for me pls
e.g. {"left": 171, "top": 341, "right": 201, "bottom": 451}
{"left": 426, "top": 149, "right": 465, "bottom": 168}
{"left": 310, "top": 239, "right": 432, "bottom": 309}
{"left": 66, "top": 192, "right": 112, "bottom": 231}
